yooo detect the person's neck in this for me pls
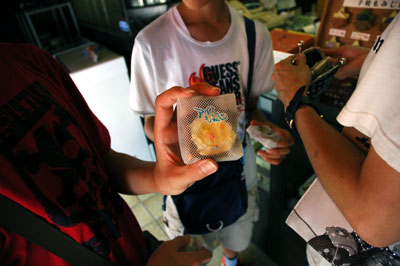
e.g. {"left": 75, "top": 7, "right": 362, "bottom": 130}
{"left": 177, "top": 1, "right": 231, "bottom": 42}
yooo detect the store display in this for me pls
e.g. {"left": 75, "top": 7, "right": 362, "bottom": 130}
{"left": 227, "top": 0, "right": 285, "bottom": 29}
{"left": 380, "top": 10, "right": 398, "bottom": 30}
{"left": 325, "top": 36, "right": 341, "bottom": 47}
{"left": 352, "top": 39, "right": 360, "bottom": 46}
{"left": 331, "top": 7, "right": 350, "bottom": 28}
{"left": 251, "top": 11, "right": 286, "bottom": 29}
{"left": 227, "top": 0, "right": 253, "bottom": 18}
{"left": 285, "top": 14, "right": 316, "bottom": 32}
{"left": 270, "top": 29, "right": 314, "bottom": 53}
{"left": 354, "top": 9, "right": 375, "bottom": 31}
{"left": 244, "top": 1, "right": 264, "bottom": 14}
{"left": 315, "top": 0, "right": 400, "bottom": 107}
{"left": 316, "top": 0, "right": 400, "bottom": 49}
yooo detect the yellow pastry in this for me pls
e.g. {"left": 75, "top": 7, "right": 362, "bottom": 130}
{"left": 190, "top": 119, "right": 235, "bottom": 156}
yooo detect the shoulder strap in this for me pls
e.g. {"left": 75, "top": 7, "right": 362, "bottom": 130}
{"left": 244, "top": 16, "right": 256, "bottom": 106}
{"left": 0, "top": 194, "right": 115, "bottom": 266}
{"left": 242, "top": 16, "right": 256, "bottom": 152}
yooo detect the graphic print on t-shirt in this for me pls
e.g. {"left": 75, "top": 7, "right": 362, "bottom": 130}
{"left": 0, "top": 81, "right": 123, "bottom": 258}
{"left": 188, "top": 62, "right": 244, "bottom": 109}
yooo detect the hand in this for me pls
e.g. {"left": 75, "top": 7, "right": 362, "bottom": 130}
{"left": 153, "top": 82, "right": 221, "bottom": 195}
{"left": 322, "top": 45, "right": 369, "bottom": 80}
{"left": 272, "top": 53, "right": 311, "bottom": 110}
{"left": 146, "top": 236, "right": 212, "bottom": 266}
{"left": 250, "top": 121, "right": 294, "bottom": 165}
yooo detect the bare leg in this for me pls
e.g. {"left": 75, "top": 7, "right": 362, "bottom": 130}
{"left": 222, "top": 245, "right": 238, "bottom": 259}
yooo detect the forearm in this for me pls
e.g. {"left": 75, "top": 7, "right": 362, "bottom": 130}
{"left": 144, "top": 116, "right": 155, "bottom": 142}
{"left": 295, "top": 106, "right": 367, "bottom": 218}
{"left": 297, "top": 109, "right": 400, "bottom": 246}
{"left": 104, "top": 150, "right": 158, "bottom": 195}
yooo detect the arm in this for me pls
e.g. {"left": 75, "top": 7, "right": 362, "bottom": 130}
{"left": 105, "top": 149, "right": 156, "bottom": 195}
{"left": 144, "top": 116, "right": 155, "bottom": 142}
{"left": 248, "top": 96, "right": 294, "bottom": 165}
{"left": 295, "top": 106, "right": 400, "bottom": 247}
{"left": 273, "top": 53, "right": 400, "bottom": 247}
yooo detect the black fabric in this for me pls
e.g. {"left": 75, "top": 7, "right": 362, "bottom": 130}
{"left": 172, "top": 159, "right": 247, "bottom": 234}
{"left": 143, "top": 230, "right": 163, "bottom": 253}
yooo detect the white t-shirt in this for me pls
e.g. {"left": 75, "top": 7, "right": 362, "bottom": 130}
{"left": 129, "top": 5, "right": 275, "bottom": 189}
{"left": 337, "top": 13, "right": 400, "bottom": 172}
{"left": 129, "top": 5, "right": 274, "bottom": 140}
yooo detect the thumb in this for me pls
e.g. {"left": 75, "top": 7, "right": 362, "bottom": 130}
{"left": 250, "top": 120, "right": 260, "bottom": 126}
{"left": 183, "top": 159, "right": 218, "bottom": 182}
{"left": 170, "top": 235, "right": 191, "bottom": 250}
{"left": 296, "top": 53, "right": 307, "bottom": 66}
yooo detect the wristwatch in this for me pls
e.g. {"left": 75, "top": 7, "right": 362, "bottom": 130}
{"left": 285, "top": 86, "right": 321, "bottom": 130}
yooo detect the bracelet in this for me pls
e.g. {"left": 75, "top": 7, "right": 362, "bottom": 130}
{"left": 284, "top": 86, "right": 321, "bottom": 130}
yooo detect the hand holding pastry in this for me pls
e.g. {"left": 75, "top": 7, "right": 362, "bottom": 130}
{"left": 153, "top": 82, "right": 221, "bottom": 195}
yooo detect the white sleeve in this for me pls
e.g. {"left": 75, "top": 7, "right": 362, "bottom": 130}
{"left": 337, "top": 15, "right": 400, "bottom": 172}
{"left": 251, "top": 21, "right": 274, "bottom": 97}
{"left": 129, "top": 38, "right": 157, "bottom": 116}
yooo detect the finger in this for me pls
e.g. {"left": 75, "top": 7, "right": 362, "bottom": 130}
{"left": 249, "top": 120, "right": 260, "bottom": 126}
{"left": 170, "top": 235, "right": 191, "bottom": 250}
{"left": 276, "top": 138, "right": 294, "bottom": 148}
{"left": 164, "top": 160, "right": 218, "bottom": 195}
{"left": 273, "top": 129, "right": 295, "bottom": 146}
{"left": 264, "top": 147, "right": 291, "bottom": 156}
{"left": 176, "top": 159, "right": 218, "bottom": 184}
{"left": 190, "top": 82, "right": 221, "bottom": 96}
{"left": 155, "top": 86, "right": 196, "bottom": 133}
{"left": 188, "top": 248, "right": 212, "bottom": 264}
{"left": 257, "top": 152, "right": 282, "bottom": 165}
{"left": 295, "top": 53, "right": 307, "bottom": 66}
{"left": 283, "top": 54, "right": 297, "bottom": 64}
{"left": 275, "top": 55, "right": 296, "bottom": 70}
{"left": 321, "top": 46, "right": 346, "bottom": 57}
{"left": 335, "top": 59, "right": 364, "bottom": 80}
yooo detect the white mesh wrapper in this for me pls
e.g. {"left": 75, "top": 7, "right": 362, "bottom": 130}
{"left": 177, "top": 94, "right": 244, "bottom": 164}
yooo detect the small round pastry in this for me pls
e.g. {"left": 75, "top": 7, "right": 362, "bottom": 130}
{"left": 190, "top": 119, "right": 235, "bottom": 156}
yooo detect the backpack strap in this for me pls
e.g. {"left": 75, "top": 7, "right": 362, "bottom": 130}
{"left": 244, "top": 16, "right": 256, "bottom": 109}
{"left": 243, "top": 16, "right": 256, "bottom": 153}
{"left": 0, "top": 194, "right": 115, "bottom": 266}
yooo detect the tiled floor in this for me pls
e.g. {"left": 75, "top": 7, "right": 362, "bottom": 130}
{"left": 120, "top": 192, "right": 169, "bottom": 241}
{"left": 120, "top": 192, "right": 277, "bottom": 266}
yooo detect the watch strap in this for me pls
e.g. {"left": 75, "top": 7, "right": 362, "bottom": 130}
{"left": 285, "top": 86, "right": 320, "bottom": 130}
